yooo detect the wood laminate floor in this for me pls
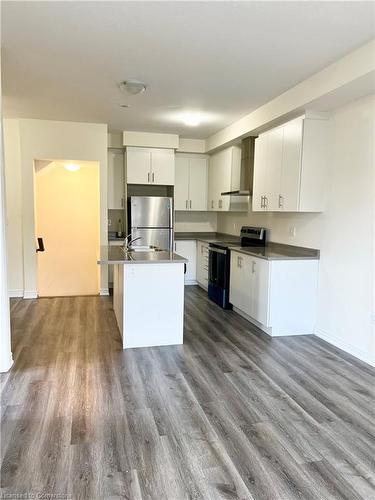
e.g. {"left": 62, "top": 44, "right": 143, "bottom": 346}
{"left": 1, "top": 286, "right": 375, "bottom": 500}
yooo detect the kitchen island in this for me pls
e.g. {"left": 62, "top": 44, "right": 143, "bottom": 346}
{"left": 98, "top": 246, "right": 187, "bottom": 349}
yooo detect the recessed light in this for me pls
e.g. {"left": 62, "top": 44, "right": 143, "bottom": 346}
{"left": 119, "top": 80, "right": 147, "bottom": 95}
{"left": 64, "top": 164, "right": 80, "bottom": 172}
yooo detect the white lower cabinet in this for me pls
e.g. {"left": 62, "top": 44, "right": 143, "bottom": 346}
{"left": 230, "top": 250, "right": 319, "bottom": 336}
{"left": 196, "top": 241, "right": 209, "bottom": 290}
{"left": 174, "top": 240, "right": 197, "bottom": 284}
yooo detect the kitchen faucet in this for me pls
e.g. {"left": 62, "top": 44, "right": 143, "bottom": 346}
{"left": 123, "top": 233, "right": 142, "bottom": 249}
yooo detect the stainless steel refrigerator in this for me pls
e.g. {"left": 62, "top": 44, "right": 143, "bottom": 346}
{"left": 129, "top": 196, "right": 173, "bottom": 251}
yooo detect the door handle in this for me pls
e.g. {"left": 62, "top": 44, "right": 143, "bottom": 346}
{"left": 36, "top": 237, "right": 45, "bottom": 252}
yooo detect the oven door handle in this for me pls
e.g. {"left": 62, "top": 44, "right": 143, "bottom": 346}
{"left": 209, "top": 247, "right": 227, "bottom": 255}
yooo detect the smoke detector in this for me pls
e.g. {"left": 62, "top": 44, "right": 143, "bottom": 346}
{"left": 120, "top": 80, "right": 147, "bottom": 95}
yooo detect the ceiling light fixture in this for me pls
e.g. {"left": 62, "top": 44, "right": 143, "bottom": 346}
{"left": 120, "top": 80, "right": 147, "bottom": 95}
{"left": 120, "top": 104, "right": 131, "bottom": 108}
{"left": 64, "top": 164, "right": 80, "bottom": 172}
{"left": 182, "top": 113, "right": 202, "bottom": 127}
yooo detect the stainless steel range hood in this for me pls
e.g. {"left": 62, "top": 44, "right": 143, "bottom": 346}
{"left": 221, "top": 136, "right": 255, "bottom": 196}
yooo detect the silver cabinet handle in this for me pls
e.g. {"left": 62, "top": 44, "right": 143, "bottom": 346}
{"left": 186, "top": 200, "right": 188, "bottom": 209}
{"left": 147, "top": 172, "right": 150, "bottom": 183}
{"left": 189, "top": 200, "right": 192, "bottom": 209}
{"left": 121, "top": 197, "right": 124, "bottom": 208}
{"left": 237, "top": 256, "right": 242, "bottom": 268}
{"left": 278, "top": 195, "right": 283, "bottom": 209}
{"left": 218, "top": 199, "right": 222, "bottom": 209}
{"left": 264, "top": 196, "right": 268, "bottom": 209}
{"left": 261, "top": 196, "right": 264, "bottom": 208}
{"left": 252, "top": 261, "right": 256, "bottom": 273}
{"left": 211, "top": 200, "right": 214, "bottom": 209}
{"left": 152, "top": 172, "right": 155, "bottom": 183}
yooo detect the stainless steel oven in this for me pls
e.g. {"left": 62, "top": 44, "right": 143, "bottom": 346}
{"left": 208, "top": 243, "right": 231, "bottom": 309}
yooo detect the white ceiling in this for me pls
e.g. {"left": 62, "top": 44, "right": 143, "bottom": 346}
{"left": 2, "top": 1, "right": 374, "bottom": 138}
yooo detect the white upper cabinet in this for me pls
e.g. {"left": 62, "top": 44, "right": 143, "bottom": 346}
{"left": 108, "top": 150, "right": 125, "bottom": 209}
{"left": 174, "top": 155, "right": 208, "bottom": 211}
{"left": 252, "top": 116, "right": 329, "bottom": 212}
{"left": 208, "top": 146, "right": 241, "bottom": 211}
{"left": 175, "top": 157, "right": 190, "bottom": 210}
{"left": 126, "top": 147, "right": 175, "bottom": 185}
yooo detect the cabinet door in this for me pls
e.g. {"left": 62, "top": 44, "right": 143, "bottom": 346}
{"left": 280, "top": 118, "right": 303, "bottom": 211}
{"left": 252, "top": 134, "right": 268, "bottom": 211}
{"left": 126, "top": 148, "right": 151, "bottom": 184}
{"left": 151, "top": 149, "right": 175, "bottom": 185}
{"left": 174, "top": 157, "right": 190, "bottom": 210}
{"left": 229, "top": 252, "right": 251, "bottom": 315}
{"left": 265, "top": 127, "right": 283, "bottom": 211}
{"left": 216, "top": 149, "right": 232, "bottom": 211}
{"left": 108, "top": 150, "right": 125, "bottom": 209}
{"left": 189, "top": 158, "right": 208, "bottom": 211}
{"left": 196, "top": 241, "right": 209, "bottom": 289}
{"left": 175, "top": 240, "right": 197, "bottom": 283}
{"left": 250, "top": 257, "right": 270, "bottom": 325}
{"left": 208, "top": 159, "right": 217, "bottom": 210}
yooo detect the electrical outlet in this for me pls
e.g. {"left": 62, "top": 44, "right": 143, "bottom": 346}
{"left": 289, "top": 226, "right": 296, "bottom": 238}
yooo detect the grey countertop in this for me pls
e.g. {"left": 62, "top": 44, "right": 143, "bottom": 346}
{"left": 229, "top": 242, "right": 319, "bottom": 260}
{"left": 174, "top": 232, "right": 319, "bottom": 261}
{"left": 98, "top": 245, "right": 188, "bottom": 265}
{"left": 174, "top": 232, "right": 241, "bottom": 245}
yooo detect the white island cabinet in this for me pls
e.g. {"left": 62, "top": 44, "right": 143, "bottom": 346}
{"left": 99, "top": 247, "right": 187, "bottom": 349}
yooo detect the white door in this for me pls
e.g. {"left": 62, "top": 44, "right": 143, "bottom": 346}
{"left": 126, "top": 147, "right": 151, "bottom": 184}
{"left": 250, "top": 257, "right": 270, "bottom": 325}
{"left": 189, "top": 158, "right": 208, "bottom": 211}
{"left": 151, "top": 149, "right": 175, "bottom": 185}
{"left": 108, "top": 150, "right": 124, "bottom": 209}
{"left": 280, "top": 117, "right": 303, "bottom": 211}
{"left": 174, "top": 157, "right": 190, "bottom": 210}
{"left": 175, "top": 240, "right": 197, "bottom": 283}
{"left": 252, "top": 134, "right": 268, "bottom": 211}
{"left": 229, "top": 252, "right": 251, "bottom": 315}
{"left": 265, "top": 127, "right": 283, "bottom": 211}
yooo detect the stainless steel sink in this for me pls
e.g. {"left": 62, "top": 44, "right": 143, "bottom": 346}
{"left": 122, "top": 245, "right": 162, "bottom": 253}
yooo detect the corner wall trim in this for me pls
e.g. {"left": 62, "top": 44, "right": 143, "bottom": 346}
{"left": 315, "top": 328, "right": 375, "bottom": 367}
{"left": 100, "top": 288, "right": 110, "bottom": 296}
{"left": 8, "top": 289, "right": 24, "bottom": 298}
{"left": 0, "top": 355, "right": 13, "bottom": 373}
{"left": 23, "top": 290, "right": 38, "bottom": 299}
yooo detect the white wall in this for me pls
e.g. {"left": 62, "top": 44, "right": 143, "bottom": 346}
{"left": 3, "top": 119, "right": 23, "bottom": 296}
{"left": 218, "top": 95, "right": 375, "bottom": 365}
{"left": 3, "top": 118, "right": 108, "bottom": 297}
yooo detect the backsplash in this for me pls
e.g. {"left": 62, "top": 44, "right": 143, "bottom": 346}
{"left": 174, "top": 211, "right": 217, "bottom": 233}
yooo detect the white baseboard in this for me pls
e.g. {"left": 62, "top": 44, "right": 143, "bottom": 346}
{"left": 23, "top": 290, "right": 38, "bottom": 299}
{"left": 315, "top": 328, "right": 375, "bottom": 367}
{"left": 100, "top": 288, "right": 110, "bottom": 296}
{"left": 8, "top": 289, "right": 24, "bottom": 298}
{"left": 184, "top": 280, "right": 198, "bottom": 286}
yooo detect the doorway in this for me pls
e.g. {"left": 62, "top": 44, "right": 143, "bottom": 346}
{"left": 34, "top": 160, "right": 100, "bottom": 297}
